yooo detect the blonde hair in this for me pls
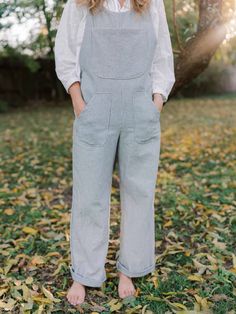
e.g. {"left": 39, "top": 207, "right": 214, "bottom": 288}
{"left": 75, "top": 0, "right": 151, "bottom": 15}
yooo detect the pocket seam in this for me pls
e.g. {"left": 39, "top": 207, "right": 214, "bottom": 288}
{"left": 134, "top": 90, "right": 160, "bottom": 119}
{"left": 75, "top": 92, "right": 112, "bottom": 120}
{"left": 75, "top": 92, "right": 112, "bottom": 147}
{"left": 144, "top": 92, "right": 161, "bottom": 117}
{"left": 132, "top": 90, "right": 160, "bottom": 144}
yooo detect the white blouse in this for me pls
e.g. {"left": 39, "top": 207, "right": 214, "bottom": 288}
{"left": 54, "top": 0, "right": 175, "bottom": 102}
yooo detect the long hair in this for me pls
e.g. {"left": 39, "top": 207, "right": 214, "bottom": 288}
{"left": 75, "top": 0, "right": 151, "bottom": 15}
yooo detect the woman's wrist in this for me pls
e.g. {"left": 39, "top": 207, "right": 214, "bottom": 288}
{"left": 153, "top": 93, "right": 166, "bottom": 103}
{"left": 69, "top": 82, "right": 83, "bottom": 101}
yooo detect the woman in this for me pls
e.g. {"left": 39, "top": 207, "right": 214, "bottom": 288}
{"left": 54, "top": 0, "right": 175, "bottom": 306}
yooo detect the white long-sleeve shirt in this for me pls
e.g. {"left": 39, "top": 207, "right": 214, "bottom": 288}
{"left": 54, "top": 0, "right": 175, "bottom": 101}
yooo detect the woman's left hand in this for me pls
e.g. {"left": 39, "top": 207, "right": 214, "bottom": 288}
{"left": 153, "top": 93, "right": 164, "bottom": 113}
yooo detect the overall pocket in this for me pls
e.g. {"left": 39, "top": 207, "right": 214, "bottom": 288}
{"left": 74, "top": 92, "right": 112, "bottom": 146}
{"left": 133, "top": 90, "right": 160, "bottom": 143}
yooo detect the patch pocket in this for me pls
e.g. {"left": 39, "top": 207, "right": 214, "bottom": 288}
{"left": 91, "top": 28, "right": 149, "bottom": 79}
{"left": 75, "top": 92, "right": 112, "bottom": 146}
{"left": 133, "top": 90, "right": 160, "bottom": 143}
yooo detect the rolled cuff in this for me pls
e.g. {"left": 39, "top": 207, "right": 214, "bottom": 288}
{"left": 152, "top": 89, "right": 168, "bottom": 103}
{"left": 69, "top": 265, "right": 106, "bottom": 287}
{"left": 116, "top": 260, "right": 156, "bottom": 278}
{"left": 64, "top": 77, "right": 81, "bottom": 94}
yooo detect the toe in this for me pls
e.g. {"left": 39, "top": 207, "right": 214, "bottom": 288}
{"left": 74, "top": 296, "right": 80, "bottom": 305}
{"left": 77, "top": 295, "right": 84, "bottom": 305}
{"left": 127, "top": 288, "right": 134, "bottom": 297}
{"left": 79, "top": 297, "right": 84, "bottom": 305}
{"left": 68, "top": 297, "right": 73, "bottom": 304}
{"left": 119, "top": 289, "right": 125, "bottom": 298}
{"left": 72, "top": 296, "right": 77, "bottom": 305}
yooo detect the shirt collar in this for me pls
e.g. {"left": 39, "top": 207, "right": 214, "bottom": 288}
{"left": 104, "top": 0, "right": 131, "bottom": 12}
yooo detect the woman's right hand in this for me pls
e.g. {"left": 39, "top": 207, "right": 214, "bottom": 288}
{"left": 68, "top": 82, "right": 86, "bottom": 118}
{"left": 72, "top": 97, "right": 86, "bottom": 118}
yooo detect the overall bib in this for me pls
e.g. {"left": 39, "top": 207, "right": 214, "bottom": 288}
{"left": 70, "top": 6, "right": 161, "bottom": 287}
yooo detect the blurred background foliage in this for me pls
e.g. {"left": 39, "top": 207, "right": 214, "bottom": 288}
{"left": 0, "top": 0, "right": 235, "bottom": 108}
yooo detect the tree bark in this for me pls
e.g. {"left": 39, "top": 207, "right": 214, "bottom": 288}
{"left": 169, "top": 0, "right": 226, "bottom": 99}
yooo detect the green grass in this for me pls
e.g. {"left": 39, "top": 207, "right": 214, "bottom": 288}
{"left": 0, "top": 97, "right": 236, "bottom": 313}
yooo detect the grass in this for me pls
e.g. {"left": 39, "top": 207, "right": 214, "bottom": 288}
{"left": 0, "top": 96, "right": 236, "bottom": 313}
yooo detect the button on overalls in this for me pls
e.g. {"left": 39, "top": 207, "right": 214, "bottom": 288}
{"left": 69, "top": 6, "right": 161, "bottom": 287}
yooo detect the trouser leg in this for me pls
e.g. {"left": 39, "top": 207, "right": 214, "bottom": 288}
{"left": 116, "top": 128, "right": 161, "bottom": 277}
{"left": 70, "top": 126, "right": 119, "bottom": 287}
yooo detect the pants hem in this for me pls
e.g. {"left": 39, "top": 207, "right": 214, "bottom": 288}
{"left": 116, "top": 260, "right": 156, "bottom": 278}
{"left": 69, "top": 265, "right": 106, "bottom": 287}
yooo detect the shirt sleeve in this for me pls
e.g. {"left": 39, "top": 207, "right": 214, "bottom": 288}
{"left": 150, "top": 0, "right": 176, "bottom": 102}
{"left": 54, "top": 0, "right": 85, "bottom": 94}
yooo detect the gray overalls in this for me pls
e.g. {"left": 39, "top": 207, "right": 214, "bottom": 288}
{"left": 69, "top": 5, "right": 161, "bottom": 287}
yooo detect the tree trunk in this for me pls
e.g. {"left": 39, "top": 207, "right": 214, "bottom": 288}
{"left": 169, "top": 0, "right": 226, "bottom": 100}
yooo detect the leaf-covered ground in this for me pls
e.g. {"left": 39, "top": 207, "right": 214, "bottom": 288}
{"left": 0, "top": 97, "right": 236, "bottom": 314}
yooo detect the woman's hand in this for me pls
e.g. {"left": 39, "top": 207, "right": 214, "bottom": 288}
{"left": 68, "top": 82, "right": 86, "bottom": 117}
{"left": 153, "top": 93, "right": 164, "bottom": 113}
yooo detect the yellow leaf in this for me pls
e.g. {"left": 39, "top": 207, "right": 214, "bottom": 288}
{"left": 165, "top": 210, "right": 174, "bottom": 217}
{"left": 212, "top": 238, "right": 226, "bottom": 250}
{"left": 184, "top": 250, "right": 191, "bottom": 257}
{"left": 194, "top": 294, "right": 202, "bottom": 303}
{"left": 151, "top": 276, "right": 158, "bottom": 288}
{"left": 107, "top": 299, "right": 123, "bottom": 312}
{"left": 21, "top": 300, "right": 33, "bottom": 310}
{"left": 232, "top": 253, "right": 236, "bottom": 269}
{"left": 52, "top": 262, "right": 65, "bottom": 276}
{"left": 30, "top": 255, "right": 45, "bottom": 265}
{"left": 163, "top": 220, "right": 172, "bottom": 227}
{"left": 188, "top": 275, "right": 204, "bottom": 282}
{"left": 170, "top": 302, "right": 188, "bottom": 310}
{"left": 4, "top": 208, "right": 15, "bottom": 215}
{"left": 22, "top": 284, "right": 31, "bottom": 301}
{"left": 4, "top": 258, "right": 19, "bottom": 274}
{"left": 125, "top": 305, "right": 142, "bottom": 313}
{"left": 141, "top": 305, "right": 148, "bottom": 314}
{"left": 0, "top": 288, "right": 8, "bottom": 297}
{"left": 37, "top": 304, "right": 45, "bottom": 314}
{"left": 42, "top": 286, "right": 54, "bottom": 300}
{"left": 26, "top": 188, "right": 37, "bottom": 198}
{"left": 45, "top": 252, "right": 61, "bottom": 257}
{"left": 32, "top": 296, "right": 52, "bottom": 304}
{"left": 2, "top": 250, "right": 9, "bottom": 256}
{"left": 135, "top": 287, "right": 141, "bottom": 297}
{"left": 206, "top": 254, "right": 217, "bottom": 264}
{"left": 42, "top": 286, "right": 61, "bottom": 303}
{"left": 192, "top": 259, "right": 207, "bottom": 275}
{"left": 194, "top": 294, "right": 210, "bottom": 310}
{"left": 22, "top": 227, "right": 38, "bottom": 235}
{"left": 0, "top": 299, "right": 16, "bottom": 310}
{"left": 25, "top": 277, "right": 34, "bottom": 285}
{"left": 155, "top": 240, "right": 162, "bottom": 248}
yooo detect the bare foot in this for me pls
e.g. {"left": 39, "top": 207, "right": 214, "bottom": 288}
{"left": 118, "top": 272, "right": 136, "bottom": 299}
{"left": 66, "top": 281, "right": 86, "bottom": 305}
